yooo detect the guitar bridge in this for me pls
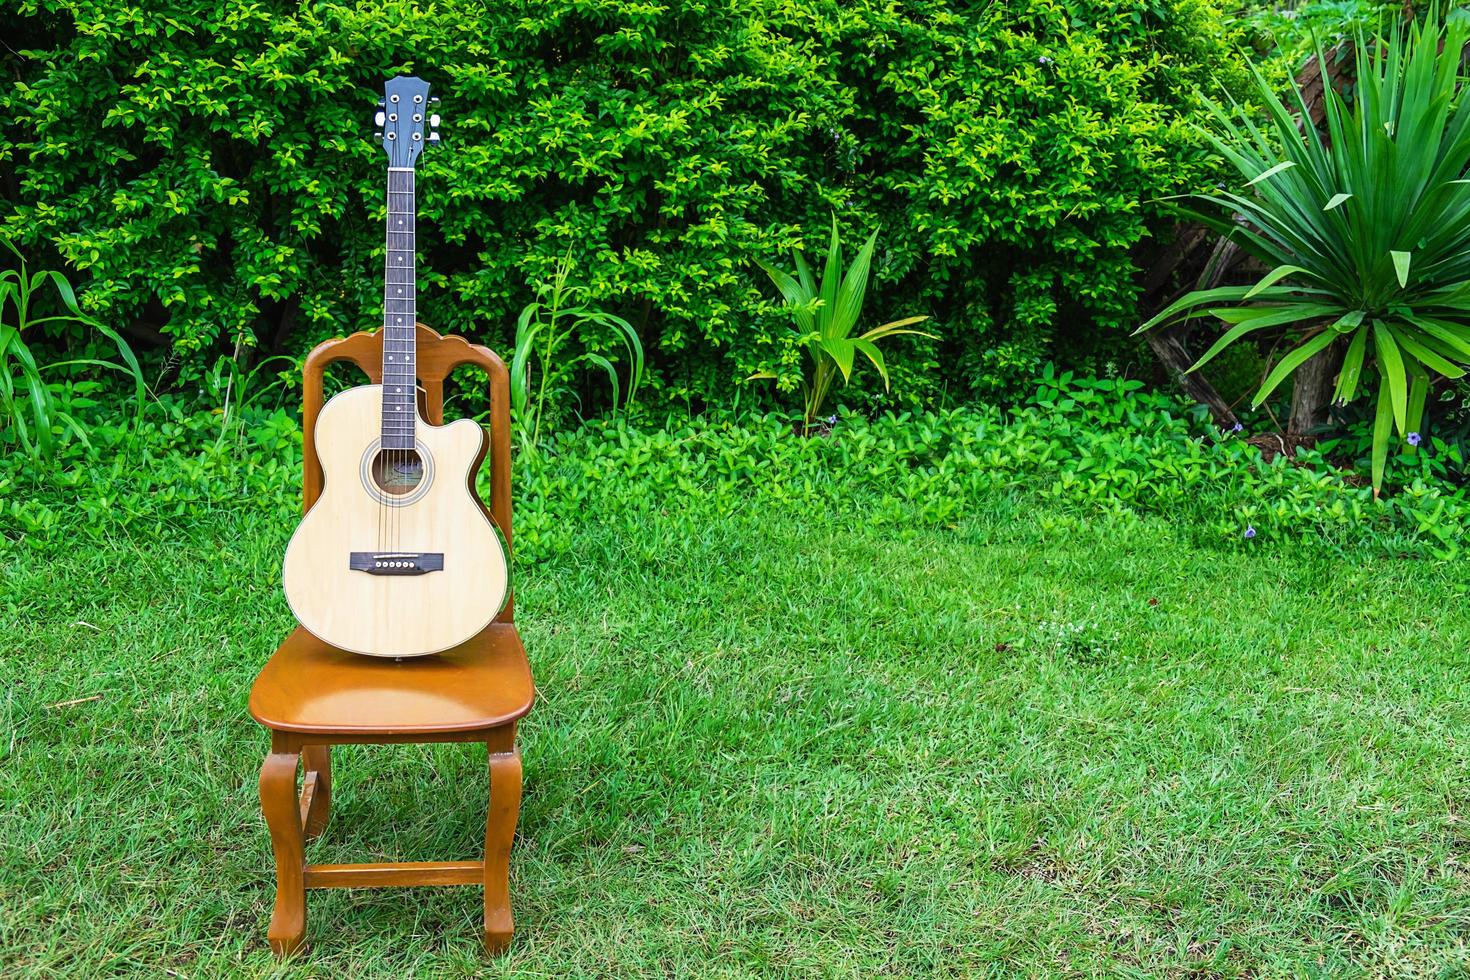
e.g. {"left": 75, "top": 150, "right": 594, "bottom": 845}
{"left": 349, "top": 552, "right": 444, "bottom": 576}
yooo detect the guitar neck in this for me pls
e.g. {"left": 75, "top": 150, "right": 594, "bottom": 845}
{"left": 382, "top": 167, "right": 417, "bottom": 449}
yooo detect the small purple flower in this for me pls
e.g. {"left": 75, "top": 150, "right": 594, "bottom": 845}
{"left": 825, "top": 414, "right": 837, "bottom": 426}
{"left": 1244, "top": 525, "right": 1257, "bottom": 539}
{"left": 1038, "top": 56, "right": 1054, "bottom": 65}
{"left": 1231, "top": 422, "right": 1244, "bottom": 434}
{"left": 1407, "top": 431, "right": 1422, "bottom": 447}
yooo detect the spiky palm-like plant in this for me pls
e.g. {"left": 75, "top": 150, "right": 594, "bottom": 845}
{"left": 1140, "top": 13, "right": 1470, "bottom": 491}
{"left": 752, "top": 215, "right": 931, "bottom": 433}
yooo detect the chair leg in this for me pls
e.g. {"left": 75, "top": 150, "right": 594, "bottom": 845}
{"left": 483, "top": 748, "right": 522, "bottom": 953}
{"left": 260, "top": 751, "right": 307, "bottom": 957}
{"left": 301, "top": 745, "right": 332, "bottom": 842}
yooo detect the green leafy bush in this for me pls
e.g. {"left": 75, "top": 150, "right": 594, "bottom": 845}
{"left": 3, "top": 0, "right": 1239, "bottom": 405}
{"left": 6, "top": 371, "right": 1467, "bottom": 563}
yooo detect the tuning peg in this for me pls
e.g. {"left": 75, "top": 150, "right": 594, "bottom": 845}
{"left": 374, "top": 130, "right": 383, "bottom": 139}
{"left": 429, "top": 114, "right": 440, "bottom": 127}
{"left": 430, "top": 96, "right": 440, "bottom": 105}
{"left": 375, "top": 110, "right": 385, "bottom": 126}
{"left": 428, "top": 132, "right": 441, "bottom": 143}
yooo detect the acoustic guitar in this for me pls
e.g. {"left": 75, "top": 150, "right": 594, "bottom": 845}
{"left": 282, "top": 76, "right": 509, "bottom": 658}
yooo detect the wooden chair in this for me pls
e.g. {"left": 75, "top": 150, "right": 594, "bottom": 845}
{"left": 249, "top": 324, "right": 532, "bottom": 957}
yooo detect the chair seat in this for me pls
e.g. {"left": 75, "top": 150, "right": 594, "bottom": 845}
{"left": 250, "top": 623, "right": 533, "bottom": 736}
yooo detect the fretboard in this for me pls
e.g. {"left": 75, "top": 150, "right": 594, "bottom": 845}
{"left": 382, "top": 168, "right": 417, "bottom": 449}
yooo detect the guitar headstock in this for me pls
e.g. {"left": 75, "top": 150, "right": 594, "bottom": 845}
{"left": 373, "top": 76, "right": 440, "bottom": 168}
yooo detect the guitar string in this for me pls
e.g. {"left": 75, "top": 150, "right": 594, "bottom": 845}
{"left": 399, "top": 170, "right": 415, "bottom": 562}
{"left": 397, "top": 170, "right": 406, "bottom": 563}
{"left": 406, "top": 170, "right": 414, "bottom": 560}
{"left": 391, "top": 172, "right": 407, "bottom": 566}
{"left": 392, "top": 174, "right": 402, "bottom": 560}
{"left": 379, "top": 167, "right": 391, "bottom": 560}
{"left": 383, "top": 173, "right": 401, "bottom": 561}
{"left": 391, "top": 171, "right": 417, "bottom": 564}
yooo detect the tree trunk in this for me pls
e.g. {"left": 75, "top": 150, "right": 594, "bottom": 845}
{"left": 1143, "top": 328, "right": 1240, "bottom": 429}
{"left": 1286, "top": 339, "right": 1339, "bottom": 437}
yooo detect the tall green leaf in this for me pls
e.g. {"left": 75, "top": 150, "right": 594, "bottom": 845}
{"left": 752, "top": 215, "right": 930, "bottom": 427}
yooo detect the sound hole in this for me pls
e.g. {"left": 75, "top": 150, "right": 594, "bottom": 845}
{"left": 370, "top": 449, "right": 426, "bottom": 496}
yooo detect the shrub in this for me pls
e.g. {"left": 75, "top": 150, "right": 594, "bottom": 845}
{"left": 3, "top": 0, "right": 1239, "bottom": 406}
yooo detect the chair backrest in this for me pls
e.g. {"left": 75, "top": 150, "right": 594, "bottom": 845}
{"left": 300, "top": 323, "right": 514, "bottom": 623}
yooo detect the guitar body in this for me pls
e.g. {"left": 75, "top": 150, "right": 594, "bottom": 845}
{"left": 282, "top": 384, "right": 509, "bottom": 658}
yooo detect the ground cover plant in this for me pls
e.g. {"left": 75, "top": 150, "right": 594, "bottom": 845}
{"left": 4, "top": 392, "right": 1470, "bottom": 976}
{"left": 9, "top": 372, "right": 1467, "bottom": 560}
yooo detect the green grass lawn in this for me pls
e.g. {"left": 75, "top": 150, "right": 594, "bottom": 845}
{"left": 5, "top": 494, "right": 1470, "bottom": 977}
